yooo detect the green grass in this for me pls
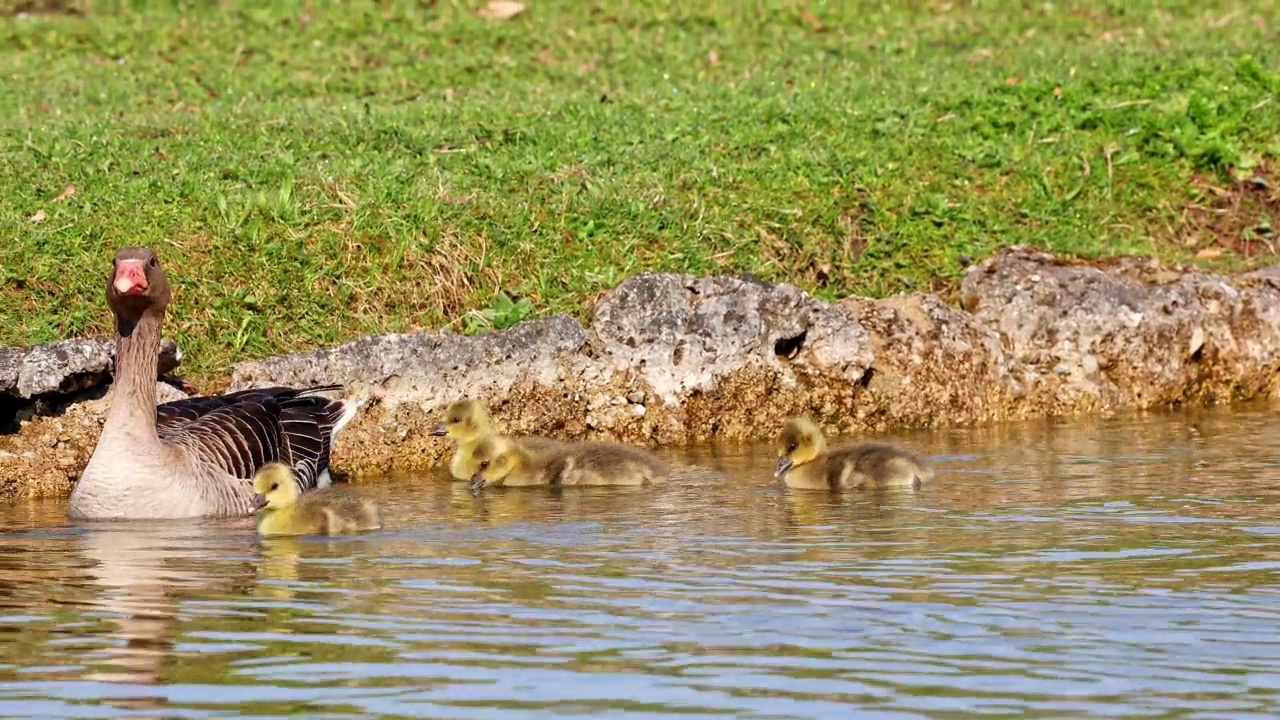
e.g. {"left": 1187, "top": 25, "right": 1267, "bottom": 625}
{"left": 2, "top": 0, "right": 1279, "bottom": 385}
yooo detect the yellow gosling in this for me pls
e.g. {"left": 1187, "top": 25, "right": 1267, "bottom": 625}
{"left": 252, "top": 463, "right": 382, "bottom": 537}
{"left": 774, "top": 417, "right": 934, "bottom": 490}
{"left": 463, "top": 434, "right": 670, "bottom": 492}
{"left": 430, "top": 398, "right": 567, "bottom": 481}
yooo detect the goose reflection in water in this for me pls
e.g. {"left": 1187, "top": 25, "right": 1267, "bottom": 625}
{"left": 74, "top": 520, "right": 256, "bottom": 714}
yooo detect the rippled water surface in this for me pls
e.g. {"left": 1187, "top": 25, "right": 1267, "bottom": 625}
{"left": 5, "top": 405, "right": 1280, "bottom": 718}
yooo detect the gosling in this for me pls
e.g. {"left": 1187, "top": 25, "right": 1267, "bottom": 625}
{"left": 252, "top": 463, "right": 382, "bottom": 537}
{"left": 430, "top": 398, "right": 567, "bottom": 481}
{"left": 464, "top": 434, "right": 670, "bottom": 492}
{"left": 774, "top": 417, "right": 934, "bottom": 490}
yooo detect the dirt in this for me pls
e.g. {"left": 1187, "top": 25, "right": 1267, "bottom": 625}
{"left": 1180, "top": 162, "right": 1279, "bottom": 258}
{"left": 4, "top": 0, "right": 88, "bottom": 16}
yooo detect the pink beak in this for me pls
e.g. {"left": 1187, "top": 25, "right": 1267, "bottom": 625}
{"left": 113, "top": 260, "right": 148, "bottom": 296}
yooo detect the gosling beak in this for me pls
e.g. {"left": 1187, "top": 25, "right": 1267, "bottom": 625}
{"left": 469, "top": 474, "right": 487, "bottom": 494}
{"left": 113, "top": 259, "right": 148, "bottom": 296}
{"left": 250, "top": 493, "right": 268, "bottom": 511}
{"left": 773, "top": 456, "right": 793, "bottom": 478}
{"left": 430, "top": 424, "right": 448, "bottom": 437}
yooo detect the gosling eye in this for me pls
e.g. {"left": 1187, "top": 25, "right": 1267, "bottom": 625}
{"left": 479, "top": 460, "right": 490, "bottom": 470}
{"left": 270, "top": 482, "right": 279, "bottom": 491}
{"left": 451, "top": 417, "right": 461, "bottom": 424}
{"left": 787, "top": 443, "right": 797, "bottom": 452}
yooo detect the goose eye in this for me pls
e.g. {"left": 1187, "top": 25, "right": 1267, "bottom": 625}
{"left": 787, "top": 443, "right": 797, "bottom": 452}
{"left": 480, "top": 460, "right": 490, "bottom": 470}
{"left": 451, "top": 417, "right": 461, "bottom": 423}
{"left": 270, "top": 482, "right": 279, "bottom": 490}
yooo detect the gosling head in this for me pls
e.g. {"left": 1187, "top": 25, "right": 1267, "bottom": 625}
{"left": 431, "top": 399, "right": 492, "bottom": 441}
{"left": 252, "top": 463, "right": 301, "bottom": 511}
{"left": 464, "top": 435, "right": 519, "bottom": 493}
{"left": 775, "top": 417, "right": 826, "bottom": 477}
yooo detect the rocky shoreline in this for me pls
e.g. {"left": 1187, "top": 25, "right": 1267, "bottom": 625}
{"left": 4, "top": 246, "right": 1280, "bottom": 500}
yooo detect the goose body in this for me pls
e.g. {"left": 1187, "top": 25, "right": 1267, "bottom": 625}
{"left": 775, "top": 417, "right": 934, "bottom": 490}
{"left": 463, "top": 435, "right": 670, "bottom": 492}
{"left": 430, "top": 398, "right": 567, "bottom": 481}
{"left": 67, "top": 247, "right": 359, "bottom": 520}
{"left": 253, "top": 463, "right": 381, "bottom": 536}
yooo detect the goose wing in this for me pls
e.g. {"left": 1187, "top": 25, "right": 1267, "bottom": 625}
{"left": 156, "top": 385, "right": 342, "bottom": 427}
{"left": 155, "top": 387, "right": 289, "bottom": 426}
{"left": 159, "top": 385, "right": 349, "bottom": 492}
{"left": 276, "top": 393, "right": 353, "bottom": 489}
{"left": 161, "top": 398, "right": 286, "bottom": 483}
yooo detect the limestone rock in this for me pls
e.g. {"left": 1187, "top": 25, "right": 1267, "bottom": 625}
{"left": 587, "top": 273, "right": 875, "bottom": 441}
{"left": 0, "top": 348, "right": 18, "bottom": 397}
{"left": 838, "top": 293, "right": 1024, "bottom": 429}
{"left": 960, "top": 246, "right": 1280, "bottom": 410}
{"left": 589, "top": 273, "right": 873, "bottom": 404}
{"left": 231, "top": 314, "right": 587, "bottom": 404}
{"left": 218, "top": 256, "right": 1280, "bottom": 476}
{"left": 0, "top": 337, "right": 182, "bottom": 400}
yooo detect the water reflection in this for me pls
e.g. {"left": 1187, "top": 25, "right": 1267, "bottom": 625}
{"left": 2, "top": 403, "right": 1280, "bottom": 717}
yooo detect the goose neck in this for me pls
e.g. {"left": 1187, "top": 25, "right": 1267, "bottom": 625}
{"left": 104, "top": 309, "right": 164, "bottom": 439}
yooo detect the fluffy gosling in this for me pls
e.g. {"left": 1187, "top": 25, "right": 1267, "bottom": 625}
{"left": 252, "top": 463, "right": 382, "bottom": 537}
{"left": 775, "top": 417, "right": 934, "bottom": 490}
{"left": 430, "top": 399, "right": 567, "bottom": 481}
{"left": 464, "top": 435, "right": 670, "bottom": 492}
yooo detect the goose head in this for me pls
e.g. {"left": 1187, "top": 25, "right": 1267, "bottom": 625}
{"left": 775, "top": 417, "right": 826, "bottom": 477}
{"left": 252, "top": 463, "right": 301, "bottom": 511}
{"left": 107, "top": 246, "right": 171, "bottom": 329}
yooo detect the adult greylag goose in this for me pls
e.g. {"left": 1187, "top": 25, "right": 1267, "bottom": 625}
{"left": 67, "top": 246, "right": 358, "bottom": 520}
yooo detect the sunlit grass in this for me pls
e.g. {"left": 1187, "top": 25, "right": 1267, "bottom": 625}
{"left": 2, "top": 0, "right": 1278, "bottom": 383}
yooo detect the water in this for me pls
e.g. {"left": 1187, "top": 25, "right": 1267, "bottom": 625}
{"left": 4, "top": 404, "right": 1280, "bottom": 719}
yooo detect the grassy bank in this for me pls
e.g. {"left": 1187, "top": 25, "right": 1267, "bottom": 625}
{"left": 2, "top": 0, "right": 1279, "bottom": 385}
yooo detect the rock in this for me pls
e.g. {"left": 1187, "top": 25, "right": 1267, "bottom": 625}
{"left": 836, "top": 293, "right": 1022, "bottom": 430}
{"left": 9, "top": 246, "right": 1280, "bottom": 493}
{"left": 1, "top": 337, "right": 182, "bottom": 400}
{"left": 589, "top": 273, "right": 873, "bottom": 404}
{"left": 0, "top": 348, "right": 18, "bottom": 397}
{"left": 960, "top": 246, "right": 1280, "bottom": 410}
{"left": 231, "top": 315, "right": 587, "bottom": 402}
{"left": 588, "top": 273, "right": 874, "bottom": 441}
